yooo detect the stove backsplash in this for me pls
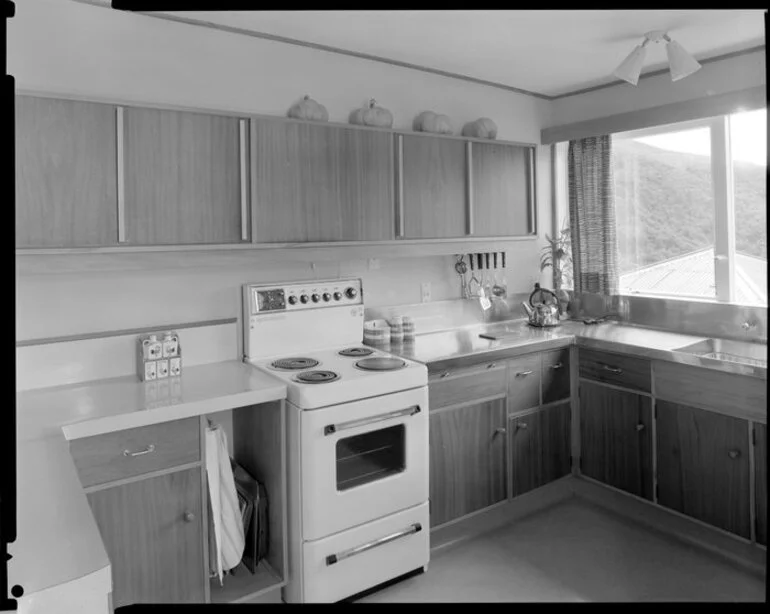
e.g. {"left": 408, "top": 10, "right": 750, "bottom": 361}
{"left": 568, "top": 292, "right": 767, "bottom": 343}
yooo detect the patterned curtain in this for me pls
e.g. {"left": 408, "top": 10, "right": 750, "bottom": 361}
{"left": 568, "top": 135, "right": 618, "bottom": 294}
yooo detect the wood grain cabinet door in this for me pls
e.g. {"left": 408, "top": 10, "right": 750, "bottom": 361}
{"left": 579, "top": 381, "right": 653, "bottom": 500}
{"left": 87, "top": 468, "right": 205, "bottom": 608}
{"left": 252, "top": 119, "right": 394, "bottom": 242}
{"left": 429, "top": 399, "right": 507, "bottom": 527}
{"left": 15, "top": 96, "right": 119, "bottom": 247}
{"left": 123, "top": 107, "right": 244, "bottom": 245}
{"left": 656, "top": 401, "right": 751, "bottom": 539}
{"left": 401, "top": 135, "right": 467, "bottom": 238}
{"left": 470, "top": 142, "right": 533, "bottom": 237}
{"left": 755, "top": 423, "right": 767, "bottom": 546}
{"left": 510, "top": 402, "right": 571, "bottom": 497}
{"left": 541, "top": 348, "right": 571, "bottom": 405}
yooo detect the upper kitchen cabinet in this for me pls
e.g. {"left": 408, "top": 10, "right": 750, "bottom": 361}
{"left": 122, "top": 107, "right": 245, "bottom": 245}
{"left": 252, "top": 119, "right": 394, "bottom": 243}
{"left": 15, "top": 96, "right": 119, "bottom": 248}
{"left": 399, "top": 134, "right": 467, "bottom": 238}
{"left": 470, "top": 142, "right": 534, "bottom": 237}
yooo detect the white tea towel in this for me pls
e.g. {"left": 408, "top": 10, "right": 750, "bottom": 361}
{"left": 205, "top": 420, "right": 245, "bottom": 585}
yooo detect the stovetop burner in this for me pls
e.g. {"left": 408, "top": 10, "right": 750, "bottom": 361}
{"left": 271, "top": 357, "right": 320, "bottom": 370}
{"left": 338, "top": 347, "right": 375, "bottom": 357}
{"left": 295, "top": 370, "right": 340, "bottom": 384}
{"left": 354, "top": 357, "right": 407, "bottom": 372}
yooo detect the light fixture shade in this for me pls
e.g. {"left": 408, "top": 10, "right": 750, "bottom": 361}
{"left": 666, "top": 39, "right": 701, "bottom": 81}
{"left": 613, "top": 45, "right": 647, "bottom": 85}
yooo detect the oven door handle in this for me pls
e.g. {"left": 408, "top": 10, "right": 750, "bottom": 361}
{"left": 324, "top": 405, "right": 421, "bottom": 436}
{"left": 326, "top": 523, "right": 422, "bottom": 566}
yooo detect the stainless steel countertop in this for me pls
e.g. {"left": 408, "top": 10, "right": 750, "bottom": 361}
{"left": 382, "top": 318, "right": 767, "bottom": 379}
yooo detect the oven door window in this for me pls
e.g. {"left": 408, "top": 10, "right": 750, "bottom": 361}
{"left": 336, "top": 424, "right": 406, "bottom": 491}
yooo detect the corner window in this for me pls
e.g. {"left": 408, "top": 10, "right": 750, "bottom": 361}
{"left": 611, "top": 109, "right": 766, "bottom": 306}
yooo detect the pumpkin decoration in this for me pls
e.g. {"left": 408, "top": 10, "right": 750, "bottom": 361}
{"left": 462, "top": 117, "right": 498, "bottom": 139}
{"left": 287, "top": 95, "right": 329, "bottom": 122}
{"left": 349, "top": 98, "right": 394, "bottom": 128}
{"left": 413, "top": 110, "right": 454, "bottom": 135}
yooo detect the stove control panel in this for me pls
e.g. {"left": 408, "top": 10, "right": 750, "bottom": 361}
{"left": 245, "top": 278, "right": 363, "bottom": 314}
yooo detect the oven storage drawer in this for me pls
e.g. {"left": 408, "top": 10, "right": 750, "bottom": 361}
{"left": 69, "top": 418, "right": 200, "bottom": 488}
{"left": 300, "top": 501, "right": 429, "bottom": 603}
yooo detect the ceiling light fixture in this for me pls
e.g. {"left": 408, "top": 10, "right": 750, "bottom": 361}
{"left": 613, "top": 30, "right": 702, "bottom": 86}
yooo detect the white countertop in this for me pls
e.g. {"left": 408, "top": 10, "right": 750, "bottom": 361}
{"left": 12, "top": 360, "right": 287, "bottom": 605}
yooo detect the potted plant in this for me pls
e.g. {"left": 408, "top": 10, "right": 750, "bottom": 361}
{"left": 540, "top": 222, "right": 573, "bottom": 313}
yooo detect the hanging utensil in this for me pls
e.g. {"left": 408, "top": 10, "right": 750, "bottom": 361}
{"left": 492, "top": 252, "right": 505, "bottom": 297}
{"left": 454, "top": 255, "right": 469, "bottom": 298}
{"left": 468, "top": 253, "right": 481, "bottom": 297}
{"left": 500, "top": 252, "right": 508, "bottom": 297}
{"left": 483, "top": 253, "right": 493, "bottom": 298}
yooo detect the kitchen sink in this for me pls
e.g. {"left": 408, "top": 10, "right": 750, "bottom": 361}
{"left": 673, "top": 338, "right": 768, "bottom": 368}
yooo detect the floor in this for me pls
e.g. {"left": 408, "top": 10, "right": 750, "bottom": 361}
{"left": 358, "top": 499, "right": 766, "bottom": 602}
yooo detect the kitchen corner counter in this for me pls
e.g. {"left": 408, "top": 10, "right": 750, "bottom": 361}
{"left": 12, "top": 361, "right": 287, "bottom": 610}
{"left": 387, "top": 318, "right": 766, "bottom": 380}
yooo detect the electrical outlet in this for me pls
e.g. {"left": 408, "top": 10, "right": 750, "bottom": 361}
{"left": 368, "top": 258, "right": 381, "bottom": 270}
{"left": 421, "top": 282, "right": 432, "bottom": 303}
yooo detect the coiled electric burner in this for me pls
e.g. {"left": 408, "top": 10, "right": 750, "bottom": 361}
{"left": 295, "top": 370, "right": 340, "bottom": 384}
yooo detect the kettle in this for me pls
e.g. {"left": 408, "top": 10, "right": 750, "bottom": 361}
{"left": 522, "top": 283, "right": 561, "bottom": 327}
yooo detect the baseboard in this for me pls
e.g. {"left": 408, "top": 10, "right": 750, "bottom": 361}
{"left": 430, "top": 476, "right": 574, "bottom": 555}
{"left": 571, "top": 476, "right": 767, "bottom": 578}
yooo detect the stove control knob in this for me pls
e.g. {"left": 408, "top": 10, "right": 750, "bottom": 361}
{"left": 333, "top": 291, "right": 342, "bottom": 301}
{"left": 311, "top": 293, "right": 320, "bottom": 303}
{"left": 322, "top": 292, "right": 331, "bottom": 302}
{"left": 345, "top": 287, "right": 358, "bottom": 300}
{"left": 288, "top": 295, "right": 298, "bottom": 305}
{"left": 300, "top": 294, "right": 309, "bottom": 304}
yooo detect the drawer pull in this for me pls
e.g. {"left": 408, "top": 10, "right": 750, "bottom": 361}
{"left": 728, "top": 449, "right": 741, "bottom": 459}
{"left": 635, "top": 423, "right": 645, "bottom": 432}
{"left": 123, "top": 444, "right": 156, "bottom": 457}
{"left": 326, "top": 522, "right": 422, "bottom": 566}
{"left": 550, "top": 363, "right": 564, "bottom": 370}
{"left": 495, "top": 427, "right": 507, "bottom": 435}
{"left": 183, "top": 511, "right": 195, "bottom": 523}
{"left": 440, "top": 371, "right": 451, "bottom": 379}
{"left": 516, "top": 370, "right": 534, "bottom": 377}
{"left": 486, "top": 362, "right": 497, "bottom": 369}
{"left": 602, "top": 365, "right": 623, "bottom": 374}
{"left": 516, "top": 422, "right": 528, "bottom": 431}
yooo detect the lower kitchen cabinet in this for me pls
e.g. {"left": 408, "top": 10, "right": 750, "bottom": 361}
{"left": 755, "top": 423, "right": 767, "bottom": 546}
{"left": 579, "top": 380, "right": 653, "bottom": 500}
{"left": 429, "top": 399, "right": 507, "bottom": 526}
{"left": 510, "top": 402, "right": 571, "bottom": 497}
{"left": 87, "top": 468, "right": 206, "bottom": 608}
{"left": 656, "top": 401, "right": 751, "bottom": 539}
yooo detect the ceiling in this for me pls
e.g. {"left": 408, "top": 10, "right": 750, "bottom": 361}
{"left": 152, "top": 9, "right": 766, "bottom": 98}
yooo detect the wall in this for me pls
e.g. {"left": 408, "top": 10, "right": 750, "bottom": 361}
{"left": 10, "top": 0, "right": 552, "bottom": 346}
{"left": 547, "top": 49, "right": 766, "bottom": 128}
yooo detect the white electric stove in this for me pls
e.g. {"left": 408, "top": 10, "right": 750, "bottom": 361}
{"left": 242, "top": 278, "right": 429, "bottom": 603}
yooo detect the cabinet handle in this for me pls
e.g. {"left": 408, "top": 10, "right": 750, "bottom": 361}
{"left": 516, "top": 370, "right": 533, "bottom": 377}
{"left": 183, "top": 511, "right": 195, "bottom": 523}
{"left": 602, "top": 365, "right": 623, "bottom": 374}
{"left": 516, "top": 422, "right": 528, "bottom": 431}
{"left": 550, "top": 363, "right": 564, "bottom": 370}
{"left": 728, "top": 449, "right": 741, "bottom": 459}
{"left": 116, "top": 106, "right": 126, "bottom": 243}
{"left": 440, "top": 371, "right": 450, "bottom": 379}
{"left": 486, "top": 362, "right": 497, "bottom": 369}
{"left": 239, "top": 119, "right": 249, "bottom": 241}
{"left": 395, "top": 134, "right": 405, "bottom": 238}
{"left": 636, "top": 423, "right": 645, "bottom": 432}
{"left": 123, "top": 444, "right": 155, "bottom": 457}
{"left": 466, "top": 141, "right": 474, "bottom": 236}
{"left": 495, "top": 427, "right": 507, "bottom": 435}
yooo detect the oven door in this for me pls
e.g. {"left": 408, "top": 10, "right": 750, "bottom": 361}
{"left": 300, "top": 386, "right": 429, "bottom": 540}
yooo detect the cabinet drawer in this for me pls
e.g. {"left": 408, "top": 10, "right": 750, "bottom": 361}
{"left": 70, "top": 418, "right": 200, "bottom": 488}
{"left": 541, "top": 348, "right": 571, "bottom": 404}
{"left": 653, "top": 361, "right": 766, "bottom": 421}
{"left": 578, "top": 348, "right": 651, "bottom": 393}
{"left": 428, "top": 360, "right": 506, "bottom": 411}
{"left": 507, "top": 353, "right": 541, "bottom": 413}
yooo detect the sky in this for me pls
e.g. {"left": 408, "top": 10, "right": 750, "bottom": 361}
{"left": 635, "top": 108, "right": 767, "bottom": 166}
